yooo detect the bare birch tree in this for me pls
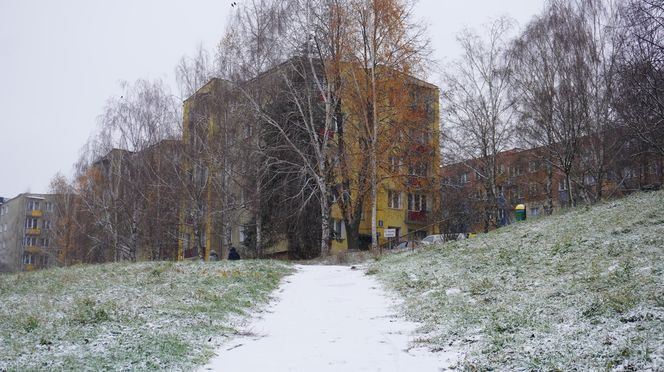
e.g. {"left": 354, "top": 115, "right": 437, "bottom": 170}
{"left": 75, "top": 79, "right": 179, "bottom": 261}
{"left": 615, "top": 0, "right": 664, "bottom": 157}
{"left": 442, "top": 17, "right": 516, "bottom": 231}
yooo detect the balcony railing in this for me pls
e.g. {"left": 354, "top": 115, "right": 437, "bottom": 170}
{"left": 405, "top": 210, "right": 429, "bottom": 225}
{"left": 25, "top": 246, "right": 43, "bottom": 254}
{"left": 26, "top": 228, "right": 41, "bottom": 235}
{"left": 410, "top": 143, "right": 433, "bottom": 154}
{"left": 407, "top": 177, "right": 429, "bottom": 189}
{"left": 29, "top": 210, "right": 43, "bottom": 217}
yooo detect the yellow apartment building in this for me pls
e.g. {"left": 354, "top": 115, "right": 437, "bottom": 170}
{"left": 178, "top": 62, "right": 440, "bottom": 259}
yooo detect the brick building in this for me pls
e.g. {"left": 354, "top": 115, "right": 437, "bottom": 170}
{"left": 441, "top": 140, "right": 663, "bottom": 234}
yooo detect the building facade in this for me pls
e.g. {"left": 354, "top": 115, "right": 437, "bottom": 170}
{"left": 179, "top": 61, "right": 441, "bottom": 259}
{"left": 81, "top": 140, "right": 183, "bottom": 263}
{"left": 178, "top": 78, "right": 257, "bottom": 261}
{"left": 0, "top": 194, "right": 58, "bottom": 272}
{"left": 441, "top": 141, "right": 663, "bottom": 233}
{"left": 329, "top": 76, "right": 441, "bottom": 252}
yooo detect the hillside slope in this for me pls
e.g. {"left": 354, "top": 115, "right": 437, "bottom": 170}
{"left": 373, "top": 191, "right": 664, "bottom": 370}
{"left": 0, "top": 260, "right": 291, "bottom": 371}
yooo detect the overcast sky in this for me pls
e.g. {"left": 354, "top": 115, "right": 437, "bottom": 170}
{"left": 0, "top": 0, "right": 545, "bottom": 198}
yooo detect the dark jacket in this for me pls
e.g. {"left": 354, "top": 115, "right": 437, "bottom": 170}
{"left": 228, "top": 247, "right": 241, "bottom": 260}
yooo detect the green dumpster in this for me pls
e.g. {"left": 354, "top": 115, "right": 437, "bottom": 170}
{"left": 515, "top": 204, "right": 526, "bottom": 221}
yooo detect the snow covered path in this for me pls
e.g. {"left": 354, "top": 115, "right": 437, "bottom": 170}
{"left": 202, "top": 264, "right": 458, "bottom": 372}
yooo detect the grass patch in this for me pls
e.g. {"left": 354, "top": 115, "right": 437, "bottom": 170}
{"left": 372, "top": 191, "right": 664, "bottom": 370}
{"left": 0, "top": 259, "right": 291, "bottom": 371}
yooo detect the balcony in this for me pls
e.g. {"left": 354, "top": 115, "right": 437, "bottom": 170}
{"left": 407, "top": 177, "right": 429, "bottom": 189}
{"left": 29, "top": 210, "right": 43, "bottom": 217}
{"left": 405, "top": 210, "right": 429, "bottom": 225}
{"left": 410, "top": 143, "right": 433, "bottom": 154}
{"left": 26, "top": 228, "right": 41, "bottom": 235}
{"left": 25, "top": 246, "right": 43, "bottom": 254}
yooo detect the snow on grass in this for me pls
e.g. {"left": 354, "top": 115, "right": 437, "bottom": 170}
{"left": 0, "top": 260, "right": 291, "bottom": 371}
{"left": 371, "top": 191, "right": 664, "bottom": 370}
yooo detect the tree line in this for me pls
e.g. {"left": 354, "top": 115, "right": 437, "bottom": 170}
{"left": 441, "top": 0, "right": 664, "bottom": 231}
{"left": 48, "top": 0, "right": 436, "bottom": 264}
{"left": 46, "top": 0, "right": 662, "bottom": 264}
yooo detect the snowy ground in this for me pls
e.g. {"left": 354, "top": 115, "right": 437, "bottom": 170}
{"left": 202, "top": 264, "right": 458, "bottom": 372}
{"left": 0, "top": 260, "right": 291, "bottom": 371}
{"left": 372, "top": 190, "right": 664, "bottom": 370}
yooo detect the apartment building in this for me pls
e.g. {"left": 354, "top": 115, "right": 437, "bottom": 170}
{"left": 329, "top": 76, "right": 441, "bottom": 252}
{"left": 441, "top": 140, "right": 663, "bottom": 233}
{"left": 0, "top": 193, "right": 57, "bottom": 272}
{"left": 83, "top": 140, "right": 183, "bottom": 262}
{"left": 180, "top": 58, "right": 441, "bottom": 258}
{"left": 179, "top": 78, "right": 261, "bottom": 261}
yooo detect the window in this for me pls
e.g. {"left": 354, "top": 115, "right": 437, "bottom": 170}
{"left": 23, "top": 254, "right": 34, "bottom": 265}
{"left": 43, "top": 220, "right": 51, "bottom": 230}
{"left": 559, "top": 180, "right": 568, "bottom": 191}
{"left": 408, "top": 162, "right": 427, "bottom": 177}
{"left": 41, "top": 238, "right": 49, "bottom": 247}
{"left": 529, "top": 183, "right": 539, "bottom": 196}
{"left": 583, "top": 174, "right": 595, "bottom": 186}
{"left": 510, "top": 165, "right": 523, "bottom": 177}
{"left": 25, "top": 218, "right": 38, "bottom": 229}
{"left": 647, "top": 162, "right": 659, "bottom": 175}
{"left": 475, "top": 170, "right": 482, "bottom": 181}
{"left": 499, "top": 164, "right": 505, "bottom": 175}
{"left": 26, "top": 200, "right": 40, "bottom": 211}
{"left": 239, "top": 226, "right": 247, "bottom": 243}
{"left": 194, "top": 166, "right": 209, "bottom": 187}
{"left": 623, "top": 167, "right": 636, "bottom": 179}
{"left": 387, "top": 191, "right": 401, "bottom": 209}
{"left": 24, "top": 236, "right": 38, "bottom": 246}
{"left": 409, "top": 128, "right": 430, "bottom": 144}
{"left": 424, "top": 94, "right": 434, "bottom": 116}
{"left": 332, "top": 219, "right": 344, "bottom": 240}
{"left": 531, "top": 207, "right": 540, "bottom": 217}
{"left": 529, "top": 161, "right": 539, "bottom": 173}
{"left": 460, "top": 172, "right": 469, "bottom": 184}
{"left": 407, "top": 194, "right": 427, "bottom": 212}
{"left": 516, "top": 187, "right": 524, "bottom": 200}
{"left": 389, "top": 156, "right": 401, "bottom": 173}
